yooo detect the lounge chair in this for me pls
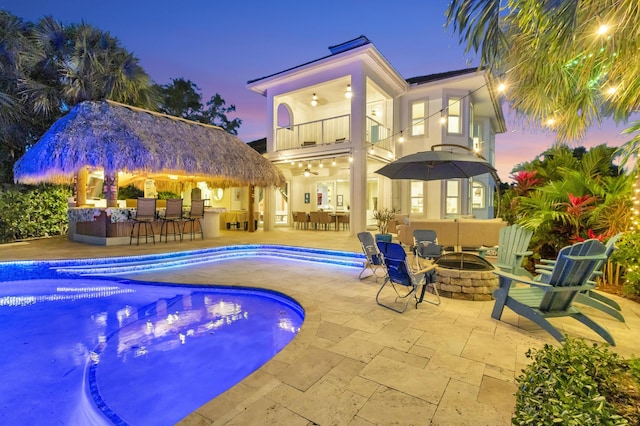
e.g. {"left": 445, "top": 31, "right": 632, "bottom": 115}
{"left": 536, "top": 233, "right": 624, "bottom": 322}
{"left": 376, "top": 241, "right": 439, "bottom": 313}
{"left": 412, "top": 229, "right": 443, "bottom": 268}
{"left": 357, "top": 232, "right": 385, "bottom": 280}
{"left": 492, "top": 239, "right": 615, "bottom": 345}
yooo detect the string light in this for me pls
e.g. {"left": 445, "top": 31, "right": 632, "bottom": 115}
{"left": 597, "top": 24, "right": 609, "bottom": 36}
{"left": 398, "top": 131, "right": 404, "bottom": 143}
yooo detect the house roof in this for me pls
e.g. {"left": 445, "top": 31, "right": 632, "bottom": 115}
{"left": 13, "top": 100, "right": 285, "bottom": 188}
{"left": 248, "top": 138, "right": 267, "bottom": 154}
{"left": 247, "top": 36, "right": 372, "bottom": 85}
{"left": 406, "top": 67, "right": 483, "bottom": 85}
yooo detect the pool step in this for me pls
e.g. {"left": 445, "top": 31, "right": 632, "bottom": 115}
{"left": 53, "top": 245, "right": 366, "bottom": 276}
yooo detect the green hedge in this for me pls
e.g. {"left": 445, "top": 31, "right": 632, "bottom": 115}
{"left": 0, "top": 184, "right": 71, "bottom": 243}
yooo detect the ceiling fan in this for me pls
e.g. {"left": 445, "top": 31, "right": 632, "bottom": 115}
{"left": 303, "top": 167, "right": 318, "bottom": 177}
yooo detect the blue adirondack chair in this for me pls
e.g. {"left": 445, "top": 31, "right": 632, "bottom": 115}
{"left": 494, "top": 224, "right": 533, "bottom": 277}
{"left": 536, "top": 233, "right": 624, "bottom": 322}
{"left": 492, "top": 239, "right": 615, "bottom": 345}
{"left": 376, "top": 241, "right": 439, "bottom": 313}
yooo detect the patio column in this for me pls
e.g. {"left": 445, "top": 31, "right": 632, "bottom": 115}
{"left": 248, "top": 185, "right": 256, "bottom": 232}
{"left": 76, "top": 167, "right": 88, "bottom": 207}
{"left": 103, "top": 172, "right": 118, "bottom": 208}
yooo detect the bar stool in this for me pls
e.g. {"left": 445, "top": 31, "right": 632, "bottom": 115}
{"left": 130, "top": 198, "right": 156, "bottom": 245}
{"left": 159, "top": 198, "right": 183, "bottom": 242}
{"left": 183, "top": 199, "right": 205, "bottom": 240}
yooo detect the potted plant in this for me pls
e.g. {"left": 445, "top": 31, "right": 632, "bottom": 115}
{"left": 373, "top": 208, "right": 396, "bottom": 242}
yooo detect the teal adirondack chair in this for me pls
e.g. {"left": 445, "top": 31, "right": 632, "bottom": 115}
{"left": 493, "top": 224, "right": 533, "bottom": 277}
{"left": 492, "top": 239, "right": 615, "bottom": 345}
{"left": 536, "top": 233, "right": 624, "bottom": 322}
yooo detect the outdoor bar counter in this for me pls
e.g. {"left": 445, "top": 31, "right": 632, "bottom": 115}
{"left": 68, "top": 206, "right": 226, "bottom": 245}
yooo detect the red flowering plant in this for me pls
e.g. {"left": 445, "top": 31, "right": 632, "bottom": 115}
{"left": 511, "top": 170, "right": 543, "bottom": 195}
{"left": 561, "top": 193, "right": 599, "bottom": 242}
{"left": 574, "top": 229, "right": 608, "bottom": 242}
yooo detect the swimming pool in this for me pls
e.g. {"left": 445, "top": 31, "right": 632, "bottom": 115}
{"left": 0, "top": 275, "right": 304, "bottom": 425}
{"left": 0, "top": 244, "right": 364, "bottom": 424}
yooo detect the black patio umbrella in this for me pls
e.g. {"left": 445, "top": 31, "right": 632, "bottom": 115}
{"left": 375, "top": 149, "right": 500, "bottom": 182}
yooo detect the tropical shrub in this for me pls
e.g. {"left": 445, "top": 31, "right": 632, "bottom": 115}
{"left": 0, "top": 184, "right": 71, "bottom": 243}
{"left": 501, "top": 144, "right": 633, "bottom": 276}
{"left": 117, "top": 184, "right": 144, "bottom": 200}
{"left": 611, "top": 231, "right": 640, "bottom": 298}
{"left": 515, "top": 339, "right": 639, "bottom": 425}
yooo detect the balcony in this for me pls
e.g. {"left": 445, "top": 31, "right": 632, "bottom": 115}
{"left": 274, "top": 114, "right": 394, "bottom": 156}
{"left": 276, "top": 115, "right": 350, "bottom": 151}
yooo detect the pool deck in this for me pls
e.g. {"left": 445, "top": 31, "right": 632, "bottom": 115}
{"left": 3, "top": 229, "right": 640, "bottom": 425}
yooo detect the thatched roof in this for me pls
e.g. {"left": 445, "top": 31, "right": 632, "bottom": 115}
{"left": 13, "top": 100, "right": 285, "bottom": 188}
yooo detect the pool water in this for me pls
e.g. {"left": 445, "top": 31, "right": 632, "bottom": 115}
{"left": 0, "top": 277, "right": 303, "bottom": 425}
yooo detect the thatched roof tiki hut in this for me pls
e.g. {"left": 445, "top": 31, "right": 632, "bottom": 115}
{"left": 14, "top": 100, "right": 285, "bottom": 232}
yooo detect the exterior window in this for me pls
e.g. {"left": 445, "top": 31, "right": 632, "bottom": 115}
{"left": 411, "top": 101, "right": 426, "bottom": 136}
{"left": 446, "top": 180, "right": 459, "bottom": 215}
{"left": 447, "top": 97, "right": 462, "bottom": 134}
{"left": 410, "top": 181, "right": 423, "bottom": 214}
{"left": 472, "top": 181, "right": 485, "bottom": 209}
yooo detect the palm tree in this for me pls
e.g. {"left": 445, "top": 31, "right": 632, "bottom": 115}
{"left": 0, "top": 12, "right": 159, "bottom": 182}
{"left": 446, "top": 0, "right": 640, "bottom": 144}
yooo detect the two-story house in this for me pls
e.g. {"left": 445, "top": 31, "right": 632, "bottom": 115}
{"left": 247, "top": 36, "right": 506, "bottom": 233}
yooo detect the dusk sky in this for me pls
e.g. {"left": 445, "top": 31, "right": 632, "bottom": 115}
{"left": 3, "top": 1, "right": 634, "bottom": 181}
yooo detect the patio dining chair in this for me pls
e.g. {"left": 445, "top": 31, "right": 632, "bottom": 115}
{"left": 159, "top": 198, "right": 183, "bottom": 243}
{"left": 130, "top": 197, "right": 156, "bottom": 245}
{"left": 376, "top": 241, "right": 439, "bottom": 313}
{"left": 183, "top": 199, "right": 205, "bottom": 240}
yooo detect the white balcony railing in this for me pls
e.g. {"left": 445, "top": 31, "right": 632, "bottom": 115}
{"left": 366, "top": 116, "right": 392, "bottom": 151}
{"left": 276, "top": 115, "right": 350, "bottom": 151}
{"left": 275, "top": 114, "right": 393, "bottom": 154}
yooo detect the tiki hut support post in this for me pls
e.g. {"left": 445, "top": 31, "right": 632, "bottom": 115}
{"left": 104, "top": 171, "right": 118, "bottom": 208}
{"left": 248, "top": 185, "right": 256, "bottom": 232}
{"left": 76, "top": 167, "right": 88, "bottom": 207}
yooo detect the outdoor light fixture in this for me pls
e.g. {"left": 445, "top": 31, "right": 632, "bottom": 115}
{"left": 369, "top": 146, "right": 375, "bottom": 154}
{"left": 348, "top": 156, "right": 353, "bottom": 163}
{"left": 332, "top": 158, "right": 336, "bottom": 166}
{"left": 440, "top": 115, "right": 447, "bottom": 125}
{"left": 319, "top": 161, "right": 324, "bottom": 168}
{"left": 398, "top": 131, "right": 404, "bottom": 143}
{"left": 345, "top": 84, "right": 352, "bottom": 98}
{"left": 304, "top": 169, "right": 310, "bottom": 177}
{"left": 311, "top": 93, "right": 318, "bottom": 107}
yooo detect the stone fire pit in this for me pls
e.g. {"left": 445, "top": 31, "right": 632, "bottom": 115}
{"left": 433, "top": 253, "right": 498, "bottom": 301}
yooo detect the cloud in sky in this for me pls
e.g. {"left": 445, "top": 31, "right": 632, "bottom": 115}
{"left": 3, "top": 0, "right": 635, "bottom": 182}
